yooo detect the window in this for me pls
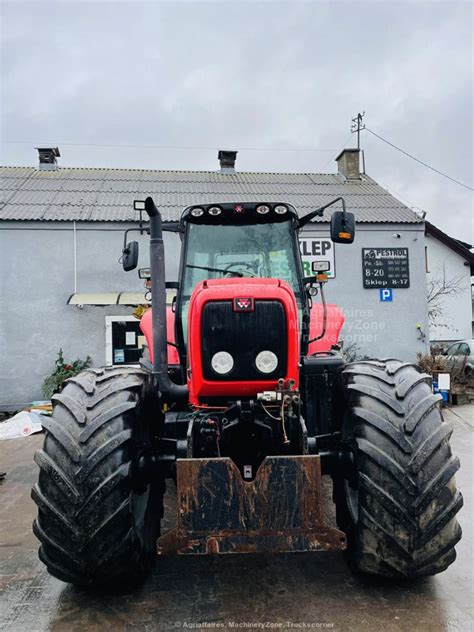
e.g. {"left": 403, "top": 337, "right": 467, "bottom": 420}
{"left": 458, "top": 343, "right": 470, "bottom": 356}
{"left": 105, "top": 316, "right": 145, "bottom": 366}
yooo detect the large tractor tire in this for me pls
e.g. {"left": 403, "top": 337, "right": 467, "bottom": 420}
{"left": 334, "top": 359, "right": 462, "bottom": 578}
{"left": 32, "top": 367, "right": 164, "bottom": 588}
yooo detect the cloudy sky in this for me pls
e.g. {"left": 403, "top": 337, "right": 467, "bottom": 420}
{"left": 1, "top": 0, "right": 472, "bottom": 239}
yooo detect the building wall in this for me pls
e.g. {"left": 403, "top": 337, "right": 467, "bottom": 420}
{"left": 302, "top": 223, "right": 429, "bottom": 360}
{"left": 425, "top": 233, "right": 472, "bottom": 342}
{"left": 0, "top": 220, "right": 428, "bottom": 409}
{"left": 0, "top": 221, "right": 180, "bottom": 409}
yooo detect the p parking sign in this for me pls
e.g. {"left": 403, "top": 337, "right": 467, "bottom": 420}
{"left": 380, "top": 288, "right": 393, "bottom": 302}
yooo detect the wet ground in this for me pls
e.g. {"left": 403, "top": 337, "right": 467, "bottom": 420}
{"left": 1, "top": 405, "right": 473, "bottom": 632}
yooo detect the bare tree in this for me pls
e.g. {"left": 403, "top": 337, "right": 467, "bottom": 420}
{"left": 427, "top": 264, "right": 467, "bottom": 330}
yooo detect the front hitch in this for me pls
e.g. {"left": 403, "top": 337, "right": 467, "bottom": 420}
{"left": 157, "top": 455, "right": 347, "bottom": 555}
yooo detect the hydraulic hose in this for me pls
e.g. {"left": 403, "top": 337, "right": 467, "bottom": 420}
{"left": 308, "top": 281, "right": 327, "bottom": 345}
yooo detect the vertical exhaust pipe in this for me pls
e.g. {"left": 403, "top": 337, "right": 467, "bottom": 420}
{"left": 145, "top": 197, "right": 188, "bottom": 401}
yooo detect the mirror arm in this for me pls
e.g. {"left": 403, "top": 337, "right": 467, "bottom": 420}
{"left": 123, "top": 223, "right": 181, "bottom": 250}
{"left": 297, "top": 207, "right": 324, "bottom": 229}
{"left": 298, "top": 196, "right": 347, "bottom": 228}
{"left": 162, "top": 222, "right": 182, "bottom": 233}
{"left": 123, "top": 227, "right": 146, "bottom": 251}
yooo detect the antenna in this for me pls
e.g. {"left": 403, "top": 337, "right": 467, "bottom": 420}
{"left": 351, "top": 112, "right": 366, "bottom": 150}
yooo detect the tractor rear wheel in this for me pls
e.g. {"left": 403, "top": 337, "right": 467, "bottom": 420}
{"left": 334, "top": 359, "right": 462, "bottom": 578}
{"left": 32, "top": 367, "right": 163, "bottom": 588}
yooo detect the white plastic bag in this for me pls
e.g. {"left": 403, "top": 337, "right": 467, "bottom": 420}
{"left": 0, "top": 411, "right": 44, "bottom": 440}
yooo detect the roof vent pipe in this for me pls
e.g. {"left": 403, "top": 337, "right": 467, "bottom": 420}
{"left": 36, "top": 147, "right": 60, "bottom": 171}
{"left": 218, "top": 149, "right": 237, "bottom": 173}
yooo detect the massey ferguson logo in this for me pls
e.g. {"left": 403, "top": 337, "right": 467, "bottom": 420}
{"left": 233, "top": 297, "right": 254, "bottom": 312}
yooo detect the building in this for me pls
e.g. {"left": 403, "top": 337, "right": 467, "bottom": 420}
{"left": 425, "top": 221, "right": 474, "bottom": 343}
{"left": 0, "top": 148, "right": 429, "bottom": 409}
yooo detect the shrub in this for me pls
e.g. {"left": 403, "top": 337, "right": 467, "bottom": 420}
{"left": 341, "top": 342, "right": 371, "bottom": 363}
{"left": 42, "top": 349, "right": 92, "bottom": 399}
{"left": 416, "top": 351, "right": 448, "bottom": 375}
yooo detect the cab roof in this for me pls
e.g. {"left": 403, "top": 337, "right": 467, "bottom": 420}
{"left": 181, "top": 202, "right": 298, "bottom": 226}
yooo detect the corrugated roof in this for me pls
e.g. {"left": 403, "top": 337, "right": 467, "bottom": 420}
{"left": 0, "top": 165, "right": 422, "bottom": 224}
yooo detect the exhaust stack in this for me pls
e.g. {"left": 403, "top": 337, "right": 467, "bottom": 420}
{"left": 144, "top": 196, "right": 188, "bottom": 401}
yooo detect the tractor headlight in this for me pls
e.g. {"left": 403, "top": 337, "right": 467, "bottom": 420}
{"left": 211, "top": 351, "right": 234, "bottom": 375}
{"left": 274, "top": 205, "right": 288, "bottom": 215}
{"left": 191, "top": 207, "right": 205, "bottom": 217}
{"left": 255, "top": 350, "right": 278, "bottom": 374}
{"left": 208, "top": 206, "right": 222, "bottom": 216}
{"left": 256, "top": 204, "right": 270, "bottom": 215}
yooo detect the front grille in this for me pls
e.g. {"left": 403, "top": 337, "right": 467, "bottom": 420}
{"left": 201, "top": 300, "right": 287, "bottom": 381}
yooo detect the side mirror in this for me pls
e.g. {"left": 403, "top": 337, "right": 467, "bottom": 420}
{"left": 122, "top": 241, "right": 139, "bottom": 271}
{"left": 331, "top": 211, "right": 355, "bottom": 244}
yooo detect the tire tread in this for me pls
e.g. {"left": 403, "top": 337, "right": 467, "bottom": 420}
{"left": 32, "top": 366, "right": 162, "bottom": 587}
{"left": 337, "top": 360, "right": 462, "bottom": 578}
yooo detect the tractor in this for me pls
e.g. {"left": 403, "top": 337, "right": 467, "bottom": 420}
{"left": 32, "top": 197, "right": 462, "bottom": 587}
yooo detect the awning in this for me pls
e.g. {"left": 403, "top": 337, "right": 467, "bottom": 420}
{"left": 118, "top": 292, "right": 151, "bottom": 305}
{"left": 68, "top": 292, "right": 149, "bottom": 306}
{"left": 67, "top": 290, "right": 175, "bottom": 306}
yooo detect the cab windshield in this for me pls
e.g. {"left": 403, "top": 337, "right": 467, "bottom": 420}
{"left": 182, "top": 221, "right": 302, "bottom": 299}
{"left": 180, "top": 221, "right": 303, "bottom": 344}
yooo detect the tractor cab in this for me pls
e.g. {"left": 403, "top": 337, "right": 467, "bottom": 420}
{"left": 177, "top": 202, "right": 305, "bottom": 357}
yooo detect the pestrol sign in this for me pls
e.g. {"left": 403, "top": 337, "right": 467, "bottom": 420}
{"left": 299, "top": 237, "right": 336, "bottom": 278}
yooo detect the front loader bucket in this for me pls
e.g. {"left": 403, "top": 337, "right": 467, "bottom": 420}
{"left": 157, "top": 455, "right": 346, "bottom": 555}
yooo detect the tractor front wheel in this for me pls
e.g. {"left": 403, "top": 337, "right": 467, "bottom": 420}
{"left": 32, "top": 367, "right": 163, "bottom": 588}
{"left": 334, "top": 360, "right": 463, "bottom": 578}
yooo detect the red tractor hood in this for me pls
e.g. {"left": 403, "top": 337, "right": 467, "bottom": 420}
{"left": 187, "top": 278, "right": 300, "bottom": 405}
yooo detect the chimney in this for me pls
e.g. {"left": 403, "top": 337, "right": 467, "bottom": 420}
{"left": 335, "top": 148, "right": 360, "bottom": 180}
{"left": 218, "top": 149, "right": 237, "bottom": 173}
{"left": 36, "top": 146, "right": 60, "bottom": 171}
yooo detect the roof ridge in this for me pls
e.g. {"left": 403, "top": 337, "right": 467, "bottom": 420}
{"left": 1, "top": 164, "right": 338, "bottom": 176}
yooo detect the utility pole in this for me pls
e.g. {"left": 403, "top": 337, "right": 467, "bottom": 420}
{"left": 351, "top": 112, "right": 366, "bottom": 150}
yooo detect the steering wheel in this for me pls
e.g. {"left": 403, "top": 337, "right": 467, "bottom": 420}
{"left": 224, "top": 262, "right": 259, "bottom": 278}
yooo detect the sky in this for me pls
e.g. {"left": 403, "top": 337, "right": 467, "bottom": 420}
{"left": 1, "top": 0, "right": 473, "bottom": 240}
